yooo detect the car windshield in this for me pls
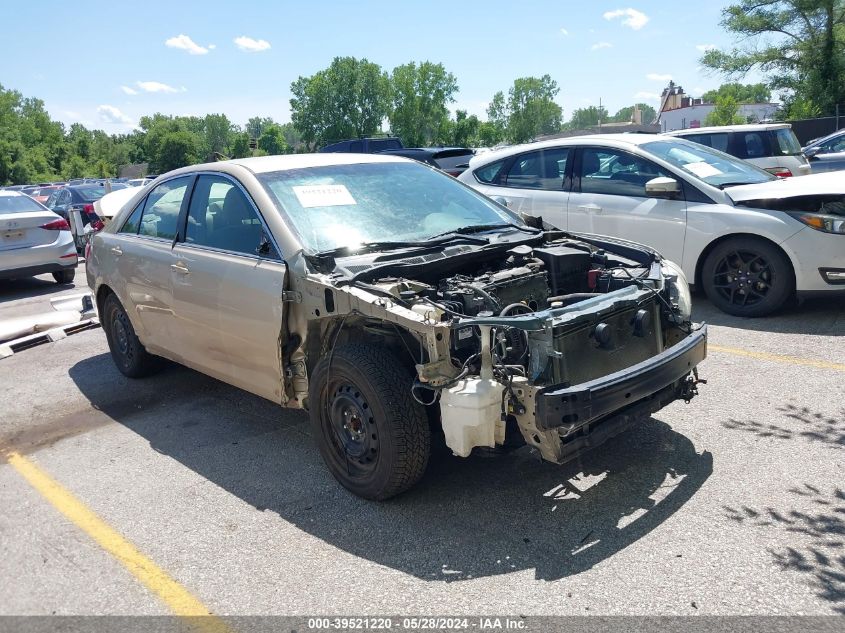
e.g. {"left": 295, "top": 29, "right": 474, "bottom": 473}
{"left": 258, "top": 161, "right": 519, "bottom": 252}
{"left": 0, "top": 194, "right": 46, "bottom": 214}
{"left": 643, "top": 139, "right": 775, "bottom": 187}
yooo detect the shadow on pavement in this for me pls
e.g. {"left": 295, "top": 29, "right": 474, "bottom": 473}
{"left": 724, "top": 483, "right": 845, "bottom": 614}
{"left": 721, "top": 404, "right": 845, "bottom": 449}
{"left": 0, "top": 276, "right": 79, "bottom": 303}
{"left": 69, "top": 352, "right": 712, "bottom": 582}
{"left": 691, "top": 292, "right": 845, "bottom": 336}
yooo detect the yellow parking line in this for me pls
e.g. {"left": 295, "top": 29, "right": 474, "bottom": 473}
{"left": 7, "top": 452, "right": 230, "bottom": 632}
{"left": 709, "top": 344, "right": 845, "bottom": 372}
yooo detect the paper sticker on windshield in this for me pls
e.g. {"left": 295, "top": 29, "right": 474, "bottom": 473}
{"left": 292, "top": 184, "right": 356, "bottom": 208}
{"left": 684, "top": 161, "right": 722, "bottom": 178}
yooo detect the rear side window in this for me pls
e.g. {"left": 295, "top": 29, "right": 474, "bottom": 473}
{"left": 118, "top": 201, "right": 144, "bottom": 234}
{"left": 737, "top": 132, "right": 768, "bottom": 159}
{"left": 0, "top": 194, "right": 44, "bottom": 213}
{"left": 683, "top": 133, "right": 729, "bottom": 153}
{"left": 474, "top": 159, "right": 506, "bottom": 184}
{"left": 504, "top": 148, "right": 569, "bottom": 191}
{"left": 773, "top": 129, "right": 802, "bottom": 156}
{"left": 138, "top": 177, "right": 191, "bottom": 240}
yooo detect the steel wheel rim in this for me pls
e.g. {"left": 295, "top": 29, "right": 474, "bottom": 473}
{"left": 112, "top": 313, "right": 131, "bottom": 356}
{"left": 326, "top": 382, "right": 378, "bottom": 476}
{"left": 711, "top": 249, "right": 773, "bottom": 308}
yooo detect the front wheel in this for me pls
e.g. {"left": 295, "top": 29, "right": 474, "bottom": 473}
{"left": 308, "top": 344, "right": 430, "bottom": 500}
{"left": 701, "top": 237, "right": 794, "bottom": 317}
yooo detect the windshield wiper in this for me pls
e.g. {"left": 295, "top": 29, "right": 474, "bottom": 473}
{"left": 315, "top": 233, "right": 489, "bottom": 258}
{"left": 427, "top": 222, "right": 541, "bottom": 239}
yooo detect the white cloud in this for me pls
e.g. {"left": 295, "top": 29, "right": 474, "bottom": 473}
{"left": 604, "top": 8, "right": 650, "bottom": 30}
{"left": 208, "top": 44, "right": 216, "bottom": 50}
{"left": 136, "top": 81, "right": 184, "bottom": 94}
{"left": 234, "top": 36, "right": 271, "bottom": 52}
{"left": 591, "top": 41, "right": 613, "bottom": 50}
{"left": 560, "top": 27, "right": 569, "bottom": 36}
{"left": 646, "top": 73, "right": 672, "bottom": 82}
{"left": 696, "top": 44, "right": 717, "bottom": 52}
{"left": 165, "top": 34, "right": 209, "bottom": 55}
{"left": 634, "top": 91, "right": 661, "bottom": 102}
{"left": 97, "top": 105, "right": 133, "bottom": 126}
{"left": 120, "top": 85, "right": 138, "bottom": 95}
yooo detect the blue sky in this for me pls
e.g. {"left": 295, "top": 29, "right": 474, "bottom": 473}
{"left": 0, "top": 0, "right": 757, "bottom": 134}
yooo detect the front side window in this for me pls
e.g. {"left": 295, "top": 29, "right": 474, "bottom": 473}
{"left": 819, "top": 133, "right": 845, "bottom": 153}
{"left": 578, "top": 148, "right": 669, "bottom": 197}
{"left": 184, "top": 175, "right": 272, "bottom": 257}
{"left": 259, "top": 162, "right": 520, "bottom": 253}
{"left": 118, "top": 201, "right": 144, "bottom": 234}
{"left": 138, "top": 176, "right": 191, "bottom": 240}
{"left": 504, "top": 148, "right": 569, "bottom": 191}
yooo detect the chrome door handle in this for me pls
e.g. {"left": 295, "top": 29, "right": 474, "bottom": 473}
{"left": 577, "top": 204, "right": 602, "bottom": 214}
{"left": 170, "top": 263, "right": 190, "bottom": 275}
{"left": 110, "top": 246, "right": 122, "bottom": 255}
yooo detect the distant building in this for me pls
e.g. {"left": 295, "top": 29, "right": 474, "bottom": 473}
{"left": 656, "top": 81, "right": 779, "bottom": 132}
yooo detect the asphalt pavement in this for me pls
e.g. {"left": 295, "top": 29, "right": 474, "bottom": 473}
{"left": 1, "top": 270, "right": 843, "bottom": 617}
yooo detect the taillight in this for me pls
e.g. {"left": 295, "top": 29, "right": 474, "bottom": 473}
{"left": 91, "top": 219, "right": 105, "bottom": 231}
{"left": 765, "top": 167, "right": 793, "bottom": 178}
{"left": 40, "top": 218, "right": 71, "bottom": 231}
{"left": 82, "top": 203, "right": 95, "bottom": 214}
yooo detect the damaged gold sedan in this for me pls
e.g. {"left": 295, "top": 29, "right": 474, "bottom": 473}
{"left": 86, "top": 154, "right": 707, "bottom": 500}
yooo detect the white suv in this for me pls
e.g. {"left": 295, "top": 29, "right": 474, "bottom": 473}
{"left": 665, "top": 124, "right": 810, "bottom": 178}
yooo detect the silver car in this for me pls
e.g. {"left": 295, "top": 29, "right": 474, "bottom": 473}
{"left": 0, "top": 191, "right": 78, "bottom": 283}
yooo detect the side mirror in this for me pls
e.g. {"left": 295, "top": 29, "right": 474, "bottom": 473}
{"left": 493, "top": 196, "right": 510, "bottom": 208}
{"left": 803, "top": 146, "right": 821, "bottom": 159}
{"left": 645, "top": 177, "right": 681, "bottom": 198}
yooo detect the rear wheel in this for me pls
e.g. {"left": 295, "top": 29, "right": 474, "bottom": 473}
{"left": 52, "top": 268, "right": 75, "bottom": 284}
{"left": 308, "top": 344, "right": 430, "bottom": 500}
{"left": 102, "top": 294, "right": 160, "bottom": 378}
{"left": 701, "top": 237, "right": 794, "bottom": 317}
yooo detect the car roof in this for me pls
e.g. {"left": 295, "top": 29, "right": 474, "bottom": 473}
{"left": 0, "top": 190, "right": 26, "bottom": 198}
{"left": 667, "top": 123, "right": 791, "bottom": 135}
{"left": 197, "top": 152, "right": 411, "bottom": 175}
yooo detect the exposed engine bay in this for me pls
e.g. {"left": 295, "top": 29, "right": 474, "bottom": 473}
{"left": 295, "top": 231, "right": 706, "bottom": 465}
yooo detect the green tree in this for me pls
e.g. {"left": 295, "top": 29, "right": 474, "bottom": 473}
{"left": 611, "top": 103, "right": 657, "bottom": 124}
{"left": 701, "top": 83, "right": 772, "bottom": 104}
{"left": 246, "top": 116, "right": 275, "bottom": 139}
{"left": 290, "top": 56, "right": 391, "bottom": 150}
{"left": 257, "top": 124, "right": 290, "bottom": 155}
{"left": 153, "top": 130, "right": 199, "bottom": 173}
{"left": 230, "top": 132, "right": 251, "bottom": 158}
{"left": 452, "top": 110, "right": 481, "bottom": 147}
{"left": 388, "top": 61, "right": 458, "bottom": 146}
{"left": 568, "top": 106, "right": 609, "bottom": 130}
{"left": 702, "top": 1, "right": 845, "bottom": 115}
{"left": 704, "top": 95, "right": 746, "bottom": 126}
{"left": 488, "top": 75, "right": 563, "bottom": 143}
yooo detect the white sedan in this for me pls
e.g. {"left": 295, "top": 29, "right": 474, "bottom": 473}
{"left": 458, "top": 134, "right": 845, "bottom": 316}
{"left": 0, "top": 190, "right": 78, "bottom": 283}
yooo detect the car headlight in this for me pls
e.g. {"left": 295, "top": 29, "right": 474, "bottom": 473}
{"left": 661, "top": 260, "right": 692, "bottom": 323}
{"left": 789, "top": 213, "right": 845, "bottom": 234}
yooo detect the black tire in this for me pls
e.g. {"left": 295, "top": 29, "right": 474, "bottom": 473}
{"left": 102, "top": 294, "right": 160, "bottom": 378}
{"left": 308, "top": 344, "right": 430, "bottom": 500}
{"left": 701, "top": 237, "right": 794, "bottom": 317}
{"left": 52, "top": 268, "right": 75, "bottom": 284}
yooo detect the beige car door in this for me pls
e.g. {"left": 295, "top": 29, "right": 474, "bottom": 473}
{"left": 106, "top": 176, "right": 193, "bottom": 354}
{"left": 170, "top": 174, "right": 287, "bottom": 403}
